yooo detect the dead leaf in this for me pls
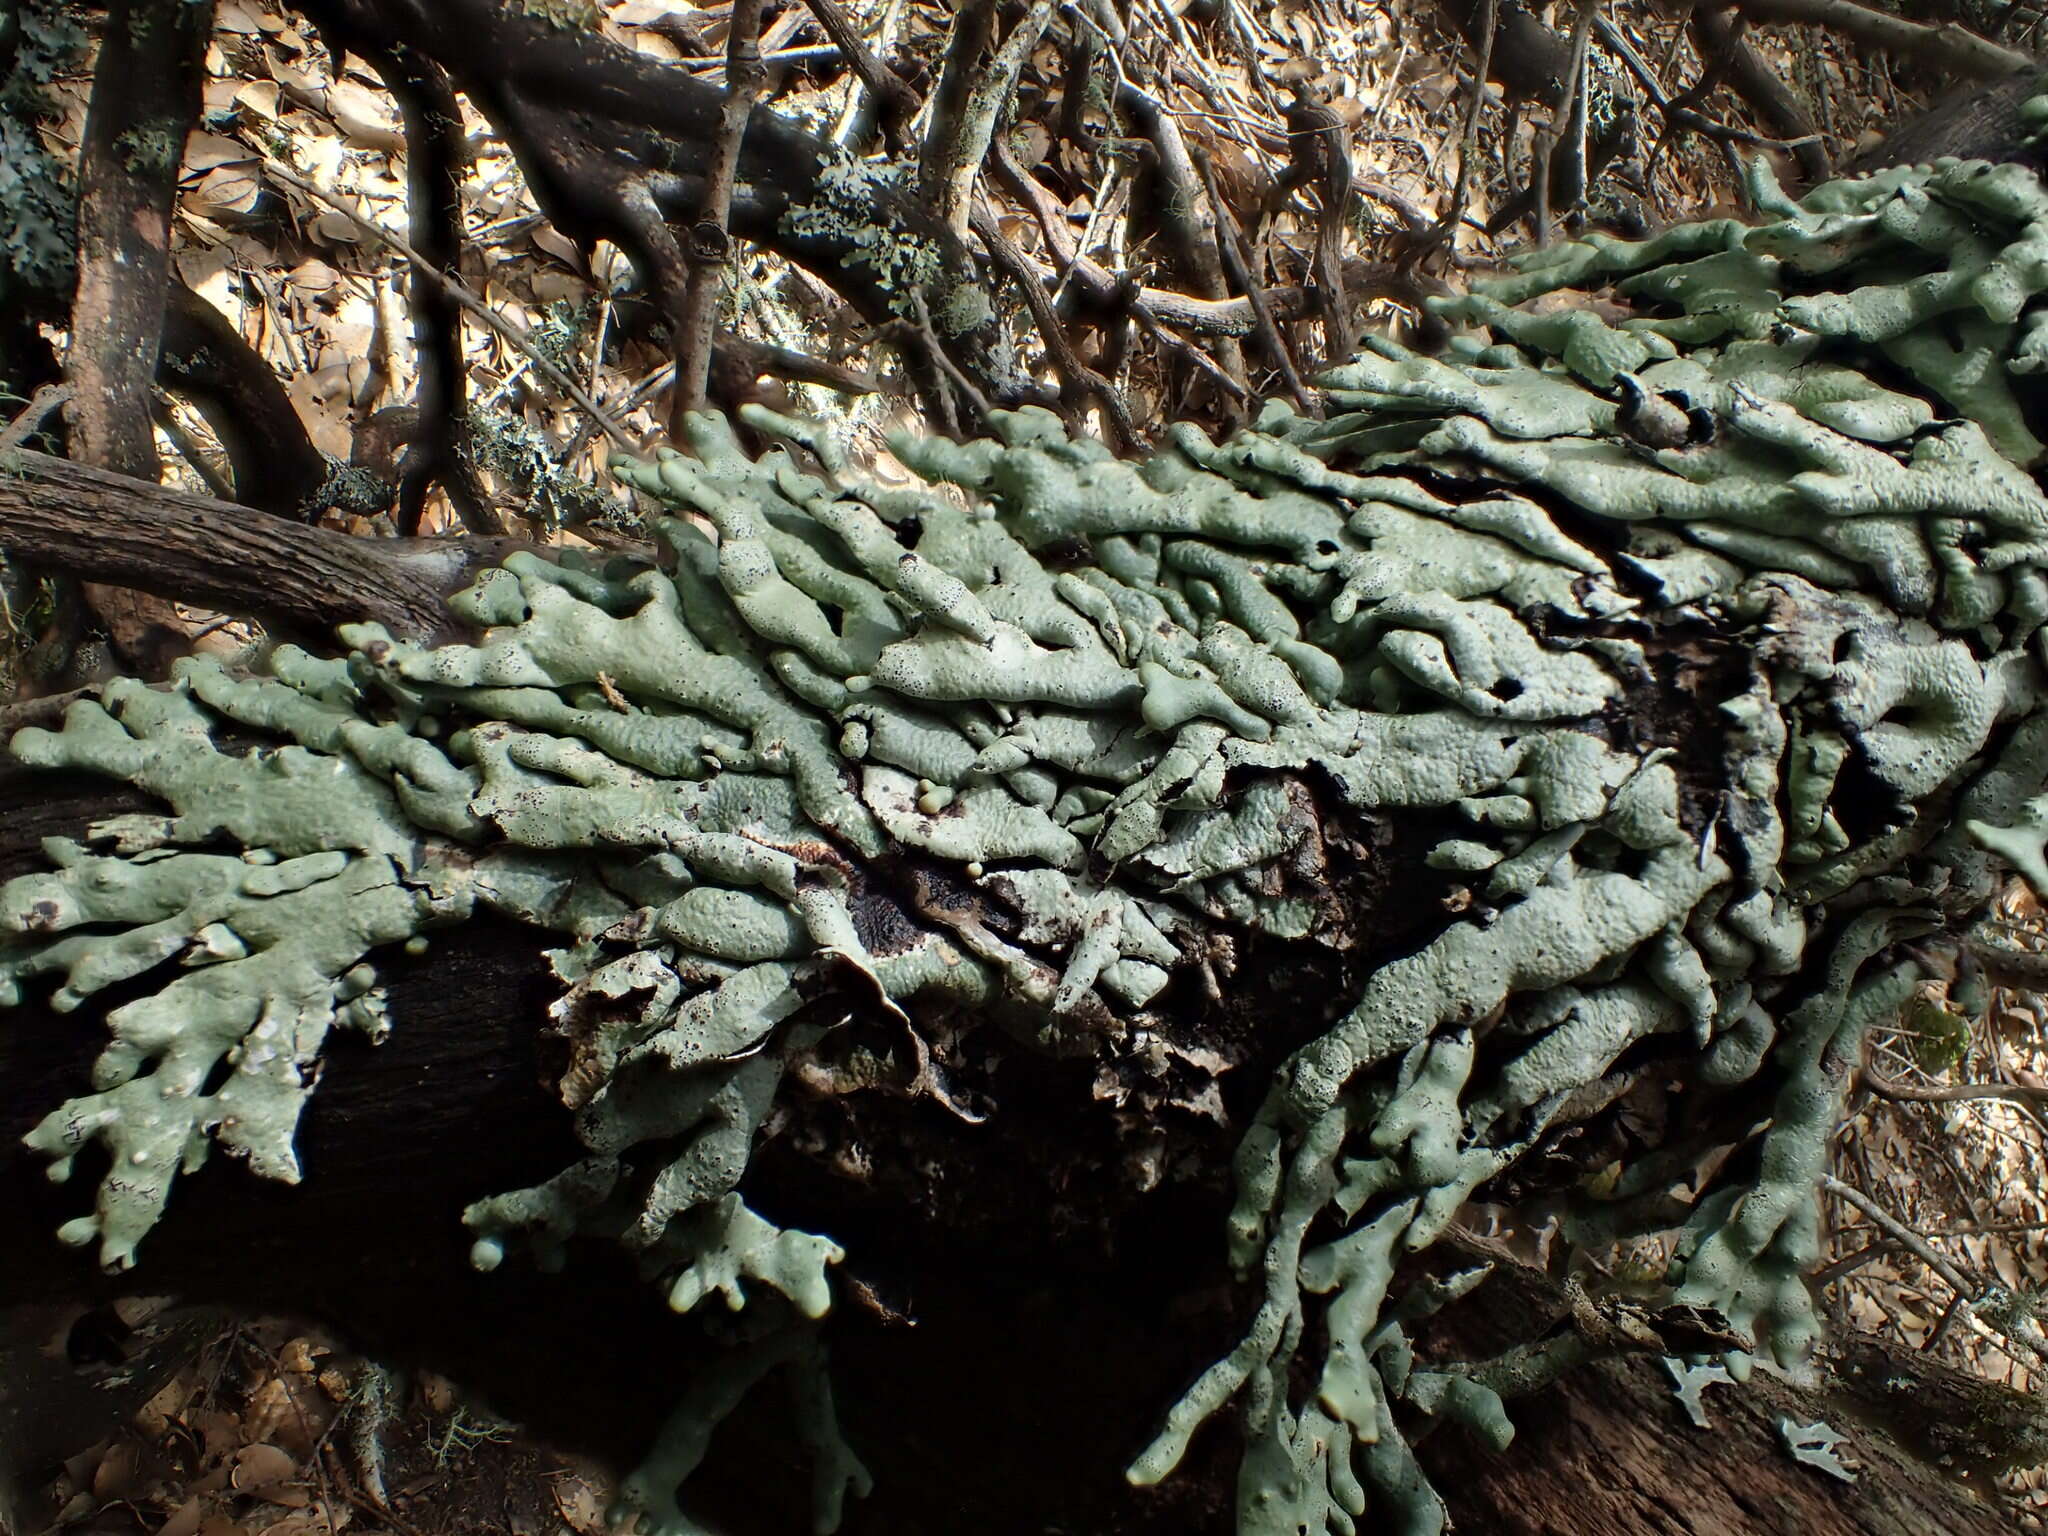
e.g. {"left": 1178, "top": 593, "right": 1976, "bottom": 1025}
{"left": 63, "top": 1439, "right": 110, "bottom": 1490}
{"left": 286, "top": 258, "right": 340, "bottom": 295}
{"left": 236, "top": 79, "right": 283, "bottom": 119}
{"left": 188, "top": 164, "right": 266, "bottom": 220}
{"left": 325, "top": 79, "right": 403, "bottom": 153}
{"left": 191, "top": 1464, "right": 233, "bottom": 1498}
{"left": 295, "top": 133, "right": 347, "bottom": 182}
{"left": 529, "top": 222, "right": 584, "bottom": 272}
{"left": 203, "top": 78, "right": 246, "bottom": 120}
{"left": 232, "top": 1443, "right": 298, "bottom": 1499}
{"left": 256, "top": 1512, "right": 335, "bottom": 1536}
{"left": 1008, "top": 120, "right": 1049, "bottom": 171}
{"left": 186, "top": 132, "right": 258, "bottom": 175}
{"left": 217, "top": 0, "right": 265, "bottom": 34}
{"left": 185, "top": 1406, "right": 243, "bottom": 1466}
{"left": 627, "top": 29, "right": 684, "bottom": 63}
{"left": 92, "top": 1439, "right": 145, "bottom": 1502}
{"left": 160, "top": 1497, "right": 208, "bottom": 1536}
{"left": 310, "top": 209, "right": 364, "bottom": 247}
{"left": 246, "top": 1367, "right": 335, "bottom": 1455}
{"left": 137, "top": 1369, "right": 198, "bottom": 1436}
{"left": 551, "top": 1468, "right": 611, "bottom": 1536}
{"left": 286, "top": 367, "right": 358, "bottom": 459}
{"left": 265, "top": 45, "right": 321, "bottom": 98}
{"left": 530, "top": 268, "right": 585, "bottom": 306}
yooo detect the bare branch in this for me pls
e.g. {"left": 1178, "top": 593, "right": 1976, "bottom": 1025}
{"left": 1722, "top": 0, "right": 2032, "bottom": 80}
{"left": 674, "top": 0, "right": 771, "bottom": 426}
{"left": 261, "top": 162, "right": 638, "bottom": 453}
{"left": 923, "top": 0, "right": 1054, "bottom": 238}
{"left": 1684, "top": 5, "right": 1830, "bottom": 184}
{"left": 1191, "top": 148, "right": 1317, "bottom": 417}
{"left": 1822, "top": 1178, "right": 1981, "bottom": 1310}
{"left": 1859, "top": 1064, "right": 2048, "bottom": 1107}
{"left": 971, "top": 203, "right": 1140, "bottom": 453}
{"left": 1440, "top": 0, "right": 1499, "bottom": 244}
{"left": 1291, "top": 93, "right": 1359, "bottom": 363}
{"left": 0, "top": 385, "right": 72, "bottom": 454}
{"left": 0, "top": 450, "right": 495, "bottom": 644}
{"left": 797, "top": 0, "right": 918, "bottom": 142}
{"left": 365, "top": 45, "right": 501, "bottom": 536}
{"left": 1821, "top": 1175, "right": 2048, "bottom": 1372}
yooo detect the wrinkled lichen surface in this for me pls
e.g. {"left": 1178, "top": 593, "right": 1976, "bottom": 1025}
{"left": 12, "top": 152, "right": 2048, "bottom": 1533}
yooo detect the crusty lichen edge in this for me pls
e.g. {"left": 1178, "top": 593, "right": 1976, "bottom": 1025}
{"left": 9, "top": 149, "right": 2048, "bottom": 1532}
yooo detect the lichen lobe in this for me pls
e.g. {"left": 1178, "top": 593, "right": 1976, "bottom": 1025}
{"left": 11, "top": 150, "right": 2048, "bottom": 1534}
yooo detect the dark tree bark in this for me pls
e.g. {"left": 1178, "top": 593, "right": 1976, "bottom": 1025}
{"left": 63, "top": 0, "right": 212, "bottom": 480}
{"left": 54, "top": 0, "right": 218, "bottom": 674}
{"left": 1848, "top": 66, "right": 2048, "bottom": 173}
{"left": 0, "top": 449, "right": 519, "bottom": 644}
{"left": 158, "top": 283, "right": 333, "bottom": 519}
{"left": 0, "top": 771, "right": 2019, "bottom": 1536}
{"left": 296, "top": 0, "right": 1014, "bottom": 414}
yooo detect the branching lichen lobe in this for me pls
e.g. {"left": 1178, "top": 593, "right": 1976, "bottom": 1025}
{"left": 13, "top": 150, "right": 2048, "bottom": 1533}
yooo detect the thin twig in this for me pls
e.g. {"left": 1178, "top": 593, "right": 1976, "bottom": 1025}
{"left": 1822, "top": 1178, "right": 1977, "bottom": 1301}
{"left": 674, "top": 0, "right": 770, "bottom": 426}
{"left": 261, "top": 160, "right": 636, "bottom": 452}
{"left": 0, "top": 383, "right": 73, "bottom": 452}
{"left": 1728, "top": 0, "right": 2032, "bottom": 79}
{"left": 971, "top": 202, "right": 1140, "bottom": 452}
{"left": 673, "top": 42, "right": 842, "bottom": 68}
{"left": 987, "top": 138, "right": 1349, "bottom": 340}
{"left": 1821, "top": 1174, "right": 2048, "bottom": 1371}
{"left": 1811, "top": 1238, "right": 1900, "bottom": 1290}
{"left": 889, "top": 293, "right": 992, "bottom": 431}
{"left": 1191, "top": 148, "right": 1317, "bottom": 416}
{"left": 1861, "top": 1064, "right": 2048, "bottom": 1107}
{"left": 233, "top": 1330, "right": 343, "bottom": 1536}
{"left": 324, "top": 1451, "right": 431, "bottom": 1536}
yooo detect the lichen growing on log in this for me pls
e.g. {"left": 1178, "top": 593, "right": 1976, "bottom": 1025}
{"left": 11, "top": 152, "right": 2048, "bottom": 1532}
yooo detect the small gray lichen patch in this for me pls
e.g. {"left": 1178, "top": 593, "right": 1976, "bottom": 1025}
{"left": 782, "top": 155, "right": 947, "bottom": 323}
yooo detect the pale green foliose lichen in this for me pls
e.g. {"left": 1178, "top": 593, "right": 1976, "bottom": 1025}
{"left": 782, "top": 154, "right": 976, "bottom": 329}
{"left": 12, "top": 148, "right": 2048, "bottom": 1531}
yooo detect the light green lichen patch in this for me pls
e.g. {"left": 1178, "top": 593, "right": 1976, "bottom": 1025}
{"left": 14, "top": 147, "right": 2048, "bottom": 1535}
